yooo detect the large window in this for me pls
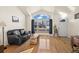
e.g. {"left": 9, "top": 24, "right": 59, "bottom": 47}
{"left": 33, "top": 14, "right": 50, "bottom": 33}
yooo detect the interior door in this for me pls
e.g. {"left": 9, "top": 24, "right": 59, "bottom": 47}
{"left": 58, "top": 19, "right": 68, "bottom": 36}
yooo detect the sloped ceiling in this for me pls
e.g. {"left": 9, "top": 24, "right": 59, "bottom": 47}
{"left": 18, "top": 6, "right": 55, "bottom": 16}
{"left": 18, "top": 6, "right": 77, "bottom": 17}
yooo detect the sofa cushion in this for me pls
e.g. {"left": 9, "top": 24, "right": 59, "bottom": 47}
{"left": 13, "top": 31, "right": 20, "bottom": 35}
{"left": 20, "top": 29, "right": 25, "bottom": 35}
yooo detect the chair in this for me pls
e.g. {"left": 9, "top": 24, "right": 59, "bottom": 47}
{"left": 71, "top": 36, "right": 79, "bottom": 52}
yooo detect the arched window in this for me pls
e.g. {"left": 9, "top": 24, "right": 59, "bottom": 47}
{"left": 33, "top": 14, "right": 50, "bottom": 20}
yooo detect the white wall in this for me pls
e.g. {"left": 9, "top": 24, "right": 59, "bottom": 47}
{"left": 53, "top": 11, "right": 69, "bottom": 37}
{"left": 0, "top": 7, "right": 25, "bottom": 46}
{"left": 69, "top": 19, "right": 79, "bottom": 36}
{"left": 68, "top": 7, "right": 79, "bottom": 36}
{"left": 68, "top": 12, "right": 74, "bottom": 37}
{"left": 25, "top": 15, "right": 31, "bottom": 31}
{"left": 53, "top": 7, "right": 72, "bottom": 37}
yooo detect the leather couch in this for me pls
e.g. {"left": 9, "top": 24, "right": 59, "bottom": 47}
{"left": 7, "top": 29, "right": 31, "bottom": 45}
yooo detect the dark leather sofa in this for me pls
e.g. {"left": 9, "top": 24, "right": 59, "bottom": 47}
{"left": 7, "top": 29, "right": 31, "bottom": 45}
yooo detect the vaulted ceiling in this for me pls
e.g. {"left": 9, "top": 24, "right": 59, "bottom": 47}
{"left": 18, "top": 6, "right": 71, "bottom": 15}
{"left": 18, "top": 6, "right": 79, "bottom": 19}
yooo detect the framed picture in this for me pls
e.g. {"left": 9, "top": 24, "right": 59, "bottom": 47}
{"left": 12, "top": 16, "right": 19, "bottom": 22}
{"left": 75, "top": 13, "right": 79, "bottom": 19}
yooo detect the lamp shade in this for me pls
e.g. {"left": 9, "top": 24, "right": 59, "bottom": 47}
{"left": 0, "top": 21, "right": 6, "bottom": 27}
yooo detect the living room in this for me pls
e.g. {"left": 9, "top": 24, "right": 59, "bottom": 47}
{"left": 0, "top": 6, "right": 79, "bottom": 53}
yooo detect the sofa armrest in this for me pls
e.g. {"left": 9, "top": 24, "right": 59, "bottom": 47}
{"left": 7, "top": 35, "right": 23, "bottom": 45}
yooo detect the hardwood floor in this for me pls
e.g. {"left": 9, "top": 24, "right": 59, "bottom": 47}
{"left": 49, "top": 37, "right": 72, "bottom": 53}
{"left": 4, "top": 35, "right": 72, "bottom": 53}
{"left": 4, "top": 39, "right": 31, "bottom": 53}
{"left": 33, "top": 36, "right": 72, "bottom": 53}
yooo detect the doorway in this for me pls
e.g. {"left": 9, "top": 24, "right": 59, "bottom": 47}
{"left": 34, "top": 19, "right": 49, "bottom": 33}
{"left": 31, "top": 14, "right": 52, "bottom": 34}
